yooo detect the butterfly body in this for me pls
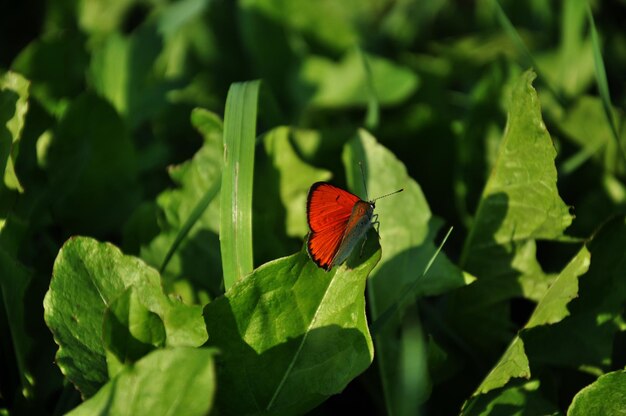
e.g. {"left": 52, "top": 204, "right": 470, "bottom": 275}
{"left": 329, "top": 200, "right": 375, "bottom": 268}
{"left": 306, "top": 182, "right": 376, "bottom": 271}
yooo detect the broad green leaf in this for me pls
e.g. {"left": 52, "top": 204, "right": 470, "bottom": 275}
{"left": 524, "top": 246, "right": 590, "bottom": 328}
{"left": 90, "top": 25, "right": 180, "bottom": 128}
{"left": 67, "top": 347, "right": 216, "bottom": 416}
{"left": 448, "top": 69, "right": 573, "bottom": 357}
{"left": 461, "top": 69, "right": 573, "bottom": 258}
{"left": 568, "top": 370, "right": 626, "bottom": 415}
{"left": 463, "top": 380, "right": 558, "bottom": 416}
{"left": 141, "top": 108, "right": 223, "bottom": 299}
{"left": 0, "top": 71, "right": 29, "bottom": 192}
{"left": 524, "top": 216, "right": 626, "bottom": 372}
{"left": 262, "top": 127, "right": 331, "bottom": 238}
{"left": 343, "top": 130, "right": 472, "bottom": 415}
{"left": 253, "top": 126, "right": 331, "bottom": 264}
{"left": 43, "top": 93, "right": 140, "bottom": 236}
{"left": 298, "top": 49, "right": 419, "bottom": 109}
{"left": 204, "top": 236, "right": 380, "bottom": 415}
{"left": 103, "top": 286, "right": 166, "bottom": 377}
{"left": 467, "top": 245, "right": 589, "bottom": 400}
{"left": 220, "top": 80, "right": 260, "bottom": 290}
{"left": 44, "top": 237, "right": 207, "bottom": 397}
{"left": 0, "top": 247, "right": 34, "bottom": 397}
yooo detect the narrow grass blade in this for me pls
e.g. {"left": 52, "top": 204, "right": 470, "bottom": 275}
{"left": 159, "top": 177, "right": 221, "bottom": 274}
{"left": 370, "top": 226, "right": 453, "bottom": 335}
{"left": 587, "top": 6, "right": 626, "bottom": 166}
{"left": 220, "top": 80, "right": 261, "bottom": 290}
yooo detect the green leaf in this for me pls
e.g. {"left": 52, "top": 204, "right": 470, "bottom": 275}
{"left": 43, "top": 93, "right": 140, "bottom": 236}
{"left": 343, "top": 130, "right": 472, "bottom": 415}
{"left": 89, "top": 25, "right": 179, "bottom": 128}
{"left": 448, "top": 69, "right": 573, "bottom": 356}
{"left": 463, "top": 380, "right": 558, "bottom": 416}
{"left": 524, "top": 216, "right": 626, "bottom": 372}
{"left": 524, "top": 246, "right": 590, "bottom": 328}
{"left": 568, "top": 370, "right": 626, "bottom": 415}
{"left": 471, "top": 337, "right": 530, "bottom": 397}
{"left": 154, "top": 109, "right": 223, "bottom": 280}
{"left": 477, "top": 241, "right": 588, "bottom": 398}
{"left": 141, "top": 110, "right": 222, "bottom": 289}
{"left": 67, "top": 347, "right": 216, "bottom": 416}
{"left": 298, "top": 49, "right": 419, "bottom": 109}
{"left": 464, "top": 245, "right": 589, "bottom": 405}
{"left": 253, "top": 126, "right": 331, "bottom": 264}
{"left": 102, "top": 286, "right": 166, "bottom": 377}
{"left": 462, "top": 70, "right": 573, "bottom": 259}
{"left": 0, "top": 71, "right": 30, "bottom": 193}
{"left": 220, "top": 80, "right": 260, "bottom": 290}
{"left": 44, "top": 237, "right": 207, "bottom": 397}
{"left": 0, "top": 247, "right": 34, "bottom": 397}
{"left": 204, "top": 238, "right": 380, "bottom": 415}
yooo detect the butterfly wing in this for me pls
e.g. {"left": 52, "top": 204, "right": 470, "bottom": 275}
{"left": 306, "top": 182, "right": 361, "bottom": 270}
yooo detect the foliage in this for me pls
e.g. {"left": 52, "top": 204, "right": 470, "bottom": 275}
{"left": 1, "top": 0, "right": 626, "bottom": 414}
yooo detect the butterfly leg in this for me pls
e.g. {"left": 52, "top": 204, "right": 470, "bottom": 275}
{"left": 371, "top": 214, "right": 380, "bottom": 238}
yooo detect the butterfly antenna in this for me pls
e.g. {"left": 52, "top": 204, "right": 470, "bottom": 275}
{"left": 359, "top": 161, "right": 369, "bottom": 200}
{"left": 372, "top": 188, "right": 404, "bottom": 202}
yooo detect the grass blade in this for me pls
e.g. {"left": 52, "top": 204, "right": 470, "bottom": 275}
{"left": 587, "top": 5, "right": 626, "bottom": 166}
{"left": 220, "top": 80, "right": 261, "bottom": 290}
{"left": 159, "top": 177, "right": 221, "bottom": 274}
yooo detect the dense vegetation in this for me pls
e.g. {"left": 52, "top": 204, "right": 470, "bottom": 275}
{"left": 1, "top": 0, "right": 626, "bottom": 415}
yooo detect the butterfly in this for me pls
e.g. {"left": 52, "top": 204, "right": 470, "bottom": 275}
{"left": 306, "top": 182, "right": 403, "bottom": 271}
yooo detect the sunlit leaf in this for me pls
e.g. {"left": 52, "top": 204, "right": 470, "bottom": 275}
{"left": 44, "top": 237, "right": 207, "bottom": 397}
{"left": 204, "top": 237, "right": 380, "bottom": 415}
{"left": 447, "top": 69, "right": 573, "bottom": 358}
{"left": 0, "top": 71, "right": 29, "bottom": 192}
{"left": 568, "top": 370, "right": 626, "bottom": 415}
{"left": 67, "top": 348, "right": 216, "bottom": 416}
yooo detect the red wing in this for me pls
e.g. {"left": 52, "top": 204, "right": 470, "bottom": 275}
{"left": 307, "top": 230, "right": 345, "bottom": 270}
{"left": 306, "top": 182, "right": 360, "bottom": 233}
{"left": 306, "top": 182, "right": 361, "bottom": 270}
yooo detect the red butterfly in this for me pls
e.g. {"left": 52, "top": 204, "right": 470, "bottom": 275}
{"left": 306, "top": 182, "right": 402, "bottom": 271}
